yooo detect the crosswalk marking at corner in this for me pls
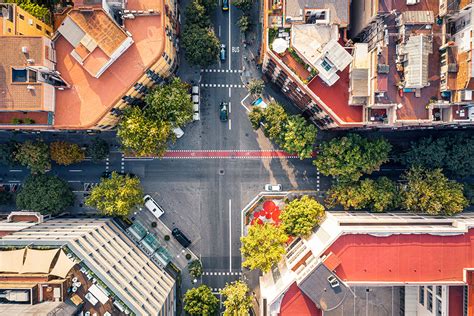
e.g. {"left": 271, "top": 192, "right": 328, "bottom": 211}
{"left": 200, "top": 83, "right": 245, "bottom": 88}
{"left": 201, "top": 69, "right": 243, "bottom": 73}
{"left": 202, "top": 271, "right": 242, "bottom": 276}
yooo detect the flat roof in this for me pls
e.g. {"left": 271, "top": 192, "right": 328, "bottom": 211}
{"left": 285, "top": 0, "right": 349, "bottom": 26}
{"left": 53, "top": 0, "right": 165, "bottom": 129}
{"left": 326, "top": 230, "right": 474, "bottom": 283}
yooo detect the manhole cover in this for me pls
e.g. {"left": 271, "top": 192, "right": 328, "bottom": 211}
{"left": 218, "top": 169, "right": 225, "bottom": 175}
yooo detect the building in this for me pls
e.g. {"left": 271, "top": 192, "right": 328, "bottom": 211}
{"left": 0, "top": 3, "right": 53, "bottom": 37}
{"left": 0, "top": 214, "right": 176, "bottom": 315}
{"left": 0, "top": 36, "right": 69, "bottom": 127}
{"left": 262, "top": 0, "right": 474, "bottom": 129}
{"left": 0, "top": 0, "right": 178, "bottom": 130}
{"left": 259, "top": 212, "right": 474, "bottom": 315}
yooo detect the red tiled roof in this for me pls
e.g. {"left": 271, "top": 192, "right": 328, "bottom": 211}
{"left": 307, "top": 68, "right": 363, "bottom": 123}
{"left": 325, "top": 230, "right": 474, "bottom": 283}
{"left": 53, "top": 0, "right": 165, "bottom": 129}
{"left": 280, "top": 282, "right": 322, "bottom": 316}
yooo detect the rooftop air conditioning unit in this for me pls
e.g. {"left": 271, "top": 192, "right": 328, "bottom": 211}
{"left": 28, "top": 19, "right": 33, "bottom": 25}
{"left": 26, "top": 59, "right": 34, "bottom": 64}
{"left": 21, "top": 46, "right": 28, "bottom": 53}
{"left": 27, "top": 85, "right": 35, "bottom": 90}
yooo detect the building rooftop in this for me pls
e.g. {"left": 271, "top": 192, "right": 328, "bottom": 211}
{"left": 0, "top": 36, "right": 46, "bottom": 111}
{"left": 284, "top": 0, "right": 350, "bottom": 26}
{"left": 53, "top": 0, "right": 165, "bottom": 128}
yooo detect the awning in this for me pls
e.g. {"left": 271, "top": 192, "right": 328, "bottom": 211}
{"left": 89, "top": 284, "right": 110, "bottom": 304}
{"left": 0, "top": 248, "right": 25, "bottom": 273}
{"left": 20, "top": 248, "right": 59, "bottom": 274}
{"left": 50, "top": 250, "right": 76, "bottom": 278}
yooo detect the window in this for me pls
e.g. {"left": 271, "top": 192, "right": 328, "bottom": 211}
{"left": 7, "top": 28, "right": 12, "bottom": 33}
{"left": 12, "top": 68, "right": 27, "bottom": 82}
{"left": 28, "top": 69, "right": 37, "bottom": 82}
{"left": 36, "top": 24, "right": 42, "bottom": 31}
{"left": 437, "top": 298, "right": 442, "bottom": 316}
{"left": 19, "top": 14, "right": 24, "bottom": 20}
{"left": 46, "top": 30, "right": 51, "bottom": 36}
{"left": 427, "top": 291, "right": 433, "bottom": 312}
{"left": 321, "top": 58, "right": 332, "bottom": 72}
{"left": 437, "top": 286, "right": 442, "bottom": 297}
{"left": 419, "top": 286, "right": 425, "bottom": 305}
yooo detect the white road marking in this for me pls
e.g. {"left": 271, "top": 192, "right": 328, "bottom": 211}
{"left": 229, "top": 87, "right": 231, "bottom": 98}
{"left": 8, "top": 180, "right": 20, "bottom": 183}
{"left": 229, "top": 199, "right": 232, "bottom": 272}
{"left": 228, "top": 118, "right": 232, "bottom": 130}
{"left": 229, "top": 101, "right": 232, "bottom": 113}
{"left": 240, "top": 93, "right": 251, "bottom": 112}
{"left": 67, "top": 180, "right": 81, "bottom": 183}
{"left": 218, "top": 25, "right": 221, "bottom": 36}
{"left": 228, "top": 0, "right": 231, "bottom": 70}
{"left": 9, "top": 170, "right": 22, "bottom": 172}
{"left": 69, "top": 170, "right": 82, "bottom": 172}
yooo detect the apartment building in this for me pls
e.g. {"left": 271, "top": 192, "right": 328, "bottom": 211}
{"left": 259, "top": 212, "right": 474, "bottom": 316}
{"left": 262, "top": 0, "right": 474, "bottom": 129}
{"left": 0, "top": 3, "right": 53, "bottom": 37}
{"left": 0, "top": 0, "right": 178, "bottom": 131}
{"left": 0, "top": 214, "right": 176, "bottom": 315}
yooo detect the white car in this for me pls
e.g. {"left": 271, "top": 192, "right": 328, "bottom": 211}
{"left": 173, "top": 127, "right": 184, "bottom": 139}
{"left": 264, "top": 184, "right": 282, "bottom": 192}
{"left": 143, "top": 195, "right": 165, "bottom": 219}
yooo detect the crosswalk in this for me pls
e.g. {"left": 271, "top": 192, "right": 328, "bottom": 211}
{"left": 201, "top": 69, "right": 243, "bottom": 73}
{"left": 200, "top": 83, "right": 245, "bottom": 88}
{"left": 202, "top": 271, "right": 242, "bottom": 276}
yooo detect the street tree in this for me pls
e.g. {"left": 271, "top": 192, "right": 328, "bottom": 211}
{"left": 0, "top": 191, "right": 13, "bottom": 205}
{"left": 87, "top": 138, "right": 110, "bottom": 162}
{"left": 85, "top": 172, "right": 143, "bottom": 217}
{"left": 16, "top": 174, "right": 74, "bottom": 215}
{"left": 446, "top": 136, "right": 474, "bottom": 178}
{"left": 220, "top": 280, "right": 252, "bottom": 316}
{"left": 241, "top": 223, "right": 288, "bottom": 272}
{"left": 201, "top": 0, "right": 217, "bottom": 12}
{"left": 0, "top": 142, "right": 16, "bottom": 166}
{"left": 262, "top": 102, "right": 288, "bottom": 144}
{"left": 182, "top": 25, "right": 220, "bottom": 67}
{"left": 14, "top": 140, "right": 51, "bottom": 174}
{"left": 184, "top": 285, "right": 219, "bottom": 315}
{"left": 281, "top": 195, "right": 325, "bottom": 237}
{"left": 281, "top": 115, "right": 317, "bottom": 159}
{"left": 50, "top": 141, "right": 85, "bottom": 166}
{"left": 237, "top": 15, "right": 252, "bottom": 33}
{"left": 233, "top": 0, "right": 253, "bottom": 11}
{"left": 247, "top": 79, "right": 264, "bottom": 96}
{"left": 188, "top": 260, "right": 203, "bottom": 278}
{"left": 117, "top": 107, "right": 172, "bottom": 156}
{"left": 313, "top": 134, "right": 391, "bottom": 182}
{"left": 401, "top": 167, "right": 467, "bottom": 215}
{"left": 326, "top": 177, "right": 400, "bottom": 212}
{"left": 249, "top": 107, "right": 264, "bottom": 130}
{"left": 144, "top": 77, "right": 194, "bottom": 127}
{"left": 185, "top": 0, "right": 211, "bottom": 28}
{"left": 400, "top": 137, "right": 446, "bottom": 170}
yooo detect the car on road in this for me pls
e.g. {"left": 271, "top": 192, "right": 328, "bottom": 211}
{"left": 222, "top": 0, "right": 229, "bottom": 11}
{"left": 173, "top": 127, "right": 184, "bottom": 139}
{"left": 220, "top": 102, "right": 228, "bottom": 121}
{"left": 191, "top": 85, "right": 200, "bottom": 121}
{"left": 172, "top": 228, "right": 192, "bottom": 248}
{"left": 143, "top": 195, "right": 165, "bottom": 219}
{"left": 220, "top": 44, "right": 226, "bottom": 62}
{"left": 264, "top": 184, "right": 282, "bottom": 191}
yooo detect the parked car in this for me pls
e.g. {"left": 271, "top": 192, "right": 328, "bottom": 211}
{"left": 264, "top": 184, "right": 282, "bottom": 191}
{"left": 172, "top": 228, "right": 192, "bottom": 248}
{"left": 192, "top": 85, "right": 200, "bottom": 121}
{"left": 220, "top": 44, "right": 226, "bottom": 62}
{"left": 173, "top": 127, "right": 184, "bottom": 139}
{"left": 222, "top": 0, "right": 229, "bottom": 11}
{"left": 143, "top": 195, "right": 165, "bottom": 219}
{"left": 220, "top": 102, "right": 228, "bottom": 122}
{"left": 327, "top": 275, "right": 340, "bottom": 288}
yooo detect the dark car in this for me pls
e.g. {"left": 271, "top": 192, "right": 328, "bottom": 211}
{"left": 220, "top": 102, "right": 229, "bottom": 122}
{"left": 172, "top": 228, "right": 192, "bottom": 248}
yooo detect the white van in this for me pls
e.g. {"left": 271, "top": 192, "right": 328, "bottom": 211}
{"left": 173, "top": 127, "right": 184, "bottom": 139}
{"left": 143, "top": 195, "right": 165, "bottom": 219}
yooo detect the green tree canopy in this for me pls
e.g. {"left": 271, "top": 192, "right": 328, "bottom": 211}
{"left": 188, "top": 260, "right": 203, "bottom": 279}
{"left": 0, "top": 142, "right": 16, "bottom": 166}
{"left": 241, "top": 223, "right": 288, "bottom": 272}
{"left": 50, "top": 141, "right": 85, "bottom": 166}
{"left": 87, "top": 138, "right": 110, "bottom": 162}
{"left": 261, "top": 102, "right": 288, "bottom": 143}
{"left": 314, "top": 134, "right": 391, "bottom": 182}
{"left": 326, "top": 177, "right": 400, "bottom": 212}
{"left": 5, "top": 0, "right": 51, "bottom": 23}
{"left": 144, "top": 77, "right": 194, "bottom": 127}
{"left": 401, "top": 167, "right": 467, "bottom": 215}
{"left": 233, "top": 0, "right": 253, "bottom": 11}
{"left": 249, "top": 107, "right": 264, "bottom": 130}
{"left": 281, "top": 195, "right": 325, "bottom": 237}
{"left": 220, "top": 281, "right": 252, "bottom": 316}
{"left": 182, "top": 25, "right": 220, "bottom": 67}
{"left": 185, "top": 0, "right": 211, "bottom": 27}
{"left": 117, "top": 107, "right": 172, "bottom": 156}
{"left": 184, "top": 285, "right": 219, "bottom": 315}
{"left": 14, "top": 140, "right": 51, "bottom": 174}
{"left": 85, "top": 172, "right": 143, "bottom": 217}
{"left": 16, "top": 174, "right": 74, "bottom": 215}
{"left": 281, "top": 115, "right": 317, "bottom": 159}
{"left": 237, "top": 15, "right": 252, "bottom": 33}
{"left": 248, "top": 79, "right": 264, "bottom": 96}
